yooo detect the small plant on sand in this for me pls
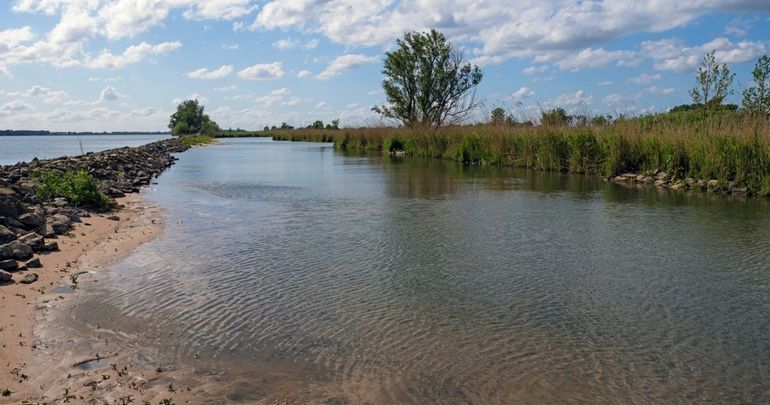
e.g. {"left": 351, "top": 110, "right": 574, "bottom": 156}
{"left": 34, "top": 170, "right": 112, "bottom": 210}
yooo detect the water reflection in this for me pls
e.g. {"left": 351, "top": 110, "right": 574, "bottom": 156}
{"left": 62, "top": 139, "right": 770, "bottom": 403}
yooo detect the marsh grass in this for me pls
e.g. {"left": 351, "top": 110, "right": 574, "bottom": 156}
{"left": 178, "top": 134, "right": 215, "bottom": 146}
{"left": 272, "top": 111, "right": 770, "bottom": 195}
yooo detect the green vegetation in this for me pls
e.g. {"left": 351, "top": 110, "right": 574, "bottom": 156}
{"left": 178, "top": 134, "right": 214, "bottom": 146}
{"left": 34, "top": 170, "right": 112, "bottom": 210}
{"left": 742, "top": 55, "right": 770, "bottom": 117}
{"left": 271, "top": 110, "right": 770, "bottom": 196}
{"left": 690, "top": 50, "right": 735, "bottom": 113}
{"left": 168, "top": 99, "right": 221, "bottom": 136}
{"left": 372, "top": 29, "right": 483, "bottom": 127}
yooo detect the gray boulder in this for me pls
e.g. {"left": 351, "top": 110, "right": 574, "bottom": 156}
{"left": 19, "top": 273, "right": 38, "bottom": 284}
{"left": 0, "top": 259, "right": 18, "bottom": 272}
{"left": 18, "top": 213, "right": 43, "bottom": 229}
{"left": 0, "top": 269, "right": 12, "bottom": 282}
{"left": 18, "top": 233, "right": 44, "bottom": 251}
{"left": 0, "top": 225, "right": 15, "bottom": 244}
{"left": 26, "top": 257, "right": 42, "bottom": 268}
{"left": 3, "top": 240, "right": 33, "bottom": 260}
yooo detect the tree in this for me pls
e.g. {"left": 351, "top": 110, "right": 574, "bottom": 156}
{"left": 690, "top": 50, "right": 735, "bottom": 113}
{"left": 742, "top": 55, "right": 770, "bottom": 117}
{"left": 373, "top": 29, "right": 483, "bottom": 127}
{"left": 490, "top": 107, "right": 506, "bottom": 125}
{"left": 311, "top": 120, "right": 324, "bottom": 129}
{"left": 541, "top": 108, "right": 569, "bottom": 126}
{"left": 168, "top": 99, "right": 220, "bottom": 136}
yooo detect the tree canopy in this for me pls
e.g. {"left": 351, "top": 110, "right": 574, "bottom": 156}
{"left": 373, "top": 29, "right": 483, "bottom": 128}
{"left": 168, "top": 99, "right": 220, "bottom": 136}
{"left": 690, "top": 50, "right": 735, "bottom": 113}
{"left": 742, "top": 55, "right": 770, "bottom": 117}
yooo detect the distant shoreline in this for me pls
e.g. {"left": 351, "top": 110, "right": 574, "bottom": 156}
{"left": 0, "top": 130, "right": 170, "bottom": 136}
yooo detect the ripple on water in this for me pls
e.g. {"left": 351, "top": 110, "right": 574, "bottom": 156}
{"left": 67, "top": 139, "right": 770, "bottom": 403}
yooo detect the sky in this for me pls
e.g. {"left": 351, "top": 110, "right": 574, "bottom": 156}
{"left": 0, "top": 1, "right": 769, "bottom": 132}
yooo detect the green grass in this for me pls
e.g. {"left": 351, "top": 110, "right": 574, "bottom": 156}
{"left": 34, "top": 170, "right": 113, "bottom": 210}
{"left": 214, "top": 130, "right": 273, "bottom": 138}
{"left": 271, "top": 111, "right": 770, "bottom": 196}
{"left": 178, "top": 134, "right": 214, "bottom": 146}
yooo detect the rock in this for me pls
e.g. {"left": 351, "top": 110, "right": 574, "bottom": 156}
{"left": 0, "top": 269, "right": 12, "bottom": 282}
{"left": 670, "top": 182, "right": 687, "bottom": 190}
{"left": 50, "top": 221, "right": 70, "bottom": 235}
{"left": 731, "top": 187, "right": 748, "bottom": 195}
{"left": 656, "top": 171, "right": 668, "bottom": 180}
{"left": 18, "top": 232, "right": 44, "bottom": 251}
{"left": 42, "top": 241, "right": 59, "bottom": 252}
{"left": 18, "top": 213, "right": 43, "bottom": 229}
{"left": 612, "top": 176, "right": 627, "bottom": 182}
{"left": 707, "top": 179, "right": 719, "bottom": 187}
{"left": 0, "top": 187, "right": 15, "bottom": 197}
{"left": 621, "top": 172, "right": 637, "bottom": 179}
{"left": 106, "top": 215, "right": 120, "bottom": 221}
{"left": 25, "top": 257, "right": 42, "bottom": 268}
{"left": 0, "top": 243, "right": 10, "bottom": 260}
{"left": 635, "top": 174, "right": 646, "bottom": 182}
{"left": 0, "top": 259, "right": 18, "bottom": 272}
{"left": 654, "top": 179, "right": 668, "bottom": 187}
{"left": 19, "top": 273, "right": 38, "bottom": 284}
{"left": 0, "top": 225, "right": 15, "bottom": 244}
{"left": 5, "top": 240, "right": 33, "bottom": 260}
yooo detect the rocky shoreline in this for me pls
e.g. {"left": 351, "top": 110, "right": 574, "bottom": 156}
{"left": 607, "top": 170, "right": 752, "bottom": 196}
{"left": 0, "top": 138, "right": 191, "bottom": 284}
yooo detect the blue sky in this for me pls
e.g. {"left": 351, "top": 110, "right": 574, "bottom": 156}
{"left": 0, "top": 1, "right": 769, "bottom": 131}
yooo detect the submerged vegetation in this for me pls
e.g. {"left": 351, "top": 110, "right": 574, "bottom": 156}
{"left": 34, "top": 169, "right": 112, "bottom": 210}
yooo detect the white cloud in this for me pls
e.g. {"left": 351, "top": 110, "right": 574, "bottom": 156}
{"left": 237, "top": 62, "right": 285, "bottom": 80}
{"left": 647, "top": 86, "right": 675, "bottom": 94}
{"left": 597, "top": 80, "right": 613, "bottom": 86}
{"left": 222, "top": 43, "right": 240, "bottom": 50}
{"left": 187, "top": 65, "right": 234, "bottom": 79}
{"left": 555, "top": 48, "right": 636, "bottom": 71}
{"left": 99, "top": 85, "right": 123, "bottom": 101}
{"left": 297, "top": 70, "right": 312, "bottom": 78}
{"left": 3, "top": 85, "right": 68, "bottom": 103}
{"left": 603, "top": 92, "right": 642, "bottom": 109}
{"left": 551, "top": 90, "right": 592, "bottom": 106}
{"left": 522, "top": 65, "right": 547, "bottom": 75}
{"left": 182, "top": 1, "right": 256, "bottom": 20}
{"left": 172, "top": 93, "right": 209, "bottom": 106}
{"left": 511, "top": 87, "right": 534, "bottom": 102}
{"left": 248, "top": 1, "right": 770, "bottom": 66}
{"left": 315, "top": 101, "right": 329, "bottom": 109}
{"left": 0, "top": 26, "right": 35, "bottom": 49}
{"left": 85, "top": 41, "right": 182, "bottom": 69}
{"left": 316, "top": 54, "right": 379, "bottom": 80}
{"left": 643, "top": 37, "right": 767, "bottom": 72}
{"left": 0, "top": 100, "right": 32, "bottom": 115}
{"left": 628, "top": 73, "right": 662, "bottom": 84}
{"left": 272, "top": 37, "right": 321, "bottom": 50}
{"left": 0, "top": 65, "right": 11, "bottom": 78}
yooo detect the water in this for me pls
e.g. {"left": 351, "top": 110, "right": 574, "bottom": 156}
{"left": 70, "top": 138, "right": 770, "bottom": 403}
{"left": 0, "top": 133, "right": 170, "bottom": 165}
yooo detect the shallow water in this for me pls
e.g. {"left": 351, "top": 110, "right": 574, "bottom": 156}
{"left": 0, "top": 134, "right": 170, "bottom": 165}
{"left": 70, "top": 138, "right": 770, "bottom": 403}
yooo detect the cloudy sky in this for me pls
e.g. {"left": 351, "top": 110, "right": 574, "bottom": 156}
{"left": 1, "top": 1, "right": 769, "bottom": 131}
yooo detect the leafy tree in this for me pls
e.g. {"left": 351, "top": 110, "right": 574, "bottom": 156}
{"left": 168, "top": 99, "right": 220, "bottom": 136}
{"left": 280, "top": 122, "right": 294, "bottom": 130}
{"left": 263, "top": 126, "right": 270, "bottom": 131}
{"left": 742, "top": 55, "right": 770, "bottom": 117}
{"left": 541, "top": 108, "right": 569, "bottom": 126}
{"left": 311, "top": 120, "right": 325, "bottom": 129}
{"left": 690, "top": 50, "right": 735, "bottom": 113}
{"left": 490, "top": 107, "right": 506, "bottom": 125}
{"left": 373, "top": 29, "right": 483, "bottom": 127}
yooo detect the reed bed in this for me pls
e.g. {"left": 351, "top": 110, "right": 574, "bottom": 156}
{"left": 270, "top": 112, "right": 770, "bottom": 196}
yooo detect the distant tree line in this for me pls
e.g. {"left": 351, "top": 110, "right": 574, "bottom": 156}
{"left": 262, "top": 119, "right": 340, "bottom": 131}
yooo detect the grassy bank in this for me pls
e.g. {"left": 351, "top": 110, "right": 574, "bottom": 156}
{"left": 178, "top": 134, "right": 215, "bottom": 146}
{"left": 270, "top": 112, "right": 770, "bottom": 196}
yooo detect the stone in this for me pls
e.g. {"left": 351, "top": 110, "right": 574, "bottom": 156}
{"left": 25, "top": 257, "right": 42, "bottom": 268}
{"left": 0, "top": 259, "right": 18, "bottom": 272}
{"left": 19, "top": 273, "right": 38, "bottom": 284}
{"left": 106, "top": 215, "right": 120, "bottom": 221}
{"left": 635, "top": 175, "right": 646, "bottom": 182}
{"left": 613, "top": 176, "right": 627, "bottom": 182}
{"left": 42, "top": 241, "right": 59, "bottom": 252}
{"left": 12, "top": 241, "right": 33, "bottom": 260}
{"left": 51, "top": 221, "right": 70, "bottom": 235}
{"left": 18, "top": 213, "right": 43, "bottom": 229}
{"left": 0, "top": 225, "right": 15, "bottom": 244}
{"left": 621, "top": 172, "right": 637, "bottom": 179}
{"left": 654, "top": 179, "right": 668, "bottom": 187}
{"left": 0, "top": 187, "right": 16, "bottom": 197}
{"left": 18, "top": 232, "right": 44, "bottom": 251}
{"left": 656, "top": 171, "right": 668, "bottom": 180}
{"left": 0, "top": 269, "right": 12, "bottom": 282}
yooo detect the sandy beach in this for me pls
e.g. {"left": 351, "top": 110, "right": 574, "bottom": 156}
{"left": 0, "top": 194, "right": 194, "bottom": 403}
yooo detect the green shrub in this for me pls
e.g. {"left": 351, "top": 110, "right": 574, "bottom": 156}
{"left": 35, "top": 170, "right": 112, "bottom": 210}
{"left": 179, "top": 135, "right": 214, "bottom": 146}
